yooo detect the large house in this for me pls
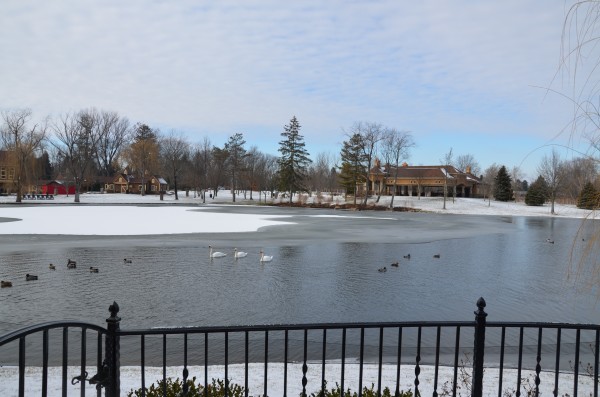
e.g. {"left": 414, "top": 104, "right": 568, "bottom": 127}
{"left": 0, "top": 150, "right": 16, "bottom": 194}
{"left": 106, "top": 171, "right": 168, "bottom": 194}
{"left": 366, "top": 159, "right": 482, "bottom": 198}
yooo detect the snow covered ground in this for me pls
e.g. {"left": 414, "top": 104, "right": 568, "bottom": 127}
{"left": 0, "top": 363, "right": 594, "bottom": 397}
{"left": 0, "top": 191, "right": 596, "bottom": 237}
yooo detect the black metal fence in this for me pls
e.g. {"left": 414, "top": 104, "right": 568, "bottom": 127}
{"left": 1, "top": 298, "right": 599, "bottom": 397}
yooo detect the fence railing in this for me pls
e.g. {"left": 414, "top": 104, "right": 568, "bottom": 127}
{"left": 1, "top": 297, "right": 599, "bottom": 397}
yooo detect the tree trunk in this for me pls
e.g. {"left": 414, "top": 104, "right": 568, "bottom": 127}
{"left": 174, "top": 174, "right": 179, "bottom": 200}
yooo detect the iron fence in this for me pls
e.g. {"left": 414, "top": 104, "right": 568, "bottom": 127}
{"left": 1, "top": 298, "right": 599, "bottom": 397}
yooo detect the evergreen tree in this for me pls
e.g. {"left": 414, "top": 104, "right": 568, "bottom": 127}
{"left": 525, "top": 176, "right": 548, "bottom": 206}
{"left": 577, "top": 182, "right": 599, "bottom": 209}
{"left": 224, "top": 133, "right": 246, "bottom": 203}
{"left": 339, "top": 133, "right": 366, "bottom": 206}
{"left": 493, "top": 165, "right": 513, "bottom": 201}
{"left": 277, "top": 116, "right": 312, "bottom": 204}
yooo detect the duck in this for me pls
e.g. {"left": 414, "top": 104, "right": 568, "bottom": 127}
{"left": 1, "top": 280, "right": 12, "bottom": 288}
{"left": 209, "top": 245, "right": 227, "bottom": 258}
{"left": 403, "top": 254, "right": 411, "bottom": 259}
{"left": 123, "top": 258, "right": 132, "bottom": 264}
{"left": 546, "top": 238, "right": 555, "bottom": 244}
{"left": 49, "top": 263, "right": 56, "bottom": 270}
{"left": 391, "top": 261, "right": 399, "bottom": 267}
{"left": 378, "top": 267, "right": 387, "bottom": 272}
{"left": 67, "top": 259, "right": 77, "bottom": 269}
{"left": 89, "top": 267, "right": 99, "bottom": 273}
{"left": 433, "top": 254, "right": 441, "bottom": 258}
{"left": 259, "top": 250, "right": 273, "bottom": 262}
{"left": 25, "top": 274, "right": 38, "bottom": 281}
{"left": 234, "top": 248, "right": 248, "bottom": 259}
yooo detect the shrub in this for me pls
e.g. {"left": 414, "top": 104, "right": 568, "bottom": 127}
{"left": 127, "top": 377, "right": 245, "bottom": 397}
{"left": 307, "top": 381, "right": 413, "bottom": 397}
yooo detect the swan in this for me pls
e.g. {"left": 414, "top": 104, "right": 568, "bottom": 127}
{"left": 234, "top": 248, "right": 248, "bottom": 259}
{"left": 209, "top": 245, "right": 227, "bottom": 258}
{"left": 259, "top": 250, "right": 273, "bottom": 262}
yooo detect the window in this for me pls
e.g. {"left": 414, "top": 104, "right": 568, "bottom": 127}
{"left": 0, "top": 167, "right": 5, "bottom": 180}
{"left": 151, "top": 185, "right": 157, "bottom": 191}
{"left": 8, "top": 168, "right": 14, "bottom": 179}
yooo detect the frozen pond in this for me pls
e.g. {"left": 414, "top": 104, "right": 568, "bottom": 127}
{"left": 0, "top": 205, "right": 598, "bottom": 334}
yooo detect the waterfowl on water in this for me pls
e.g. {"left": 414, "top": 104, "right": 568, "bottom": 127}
{"left": 403, "top": 254, "right": 411, "bottom": 259}
{"left": 259, "top": 250, "right": 273, "bottom": 262}
{"left": 433, "top": 254, "right": 440, "bottom": 258}
{"left": 67, "top": 259, "right": 76, "bottom": 269}
{"left": 234, "top": 248, "right": 248, "bottom": 259}
{"left": 123, "top": 258, "right": 132, "bottom": 264}
{"left": 378, "top": 267, "right": 387, "bottom": 273}
{"left": 546, "top": 238, "right": 554, "bottom": 244}
{"left": 49, "top": 264, "right": 56, "bottom": 270}
{"left": 89, "top": 267, "right": 99, "bottom": 273}
{"left": 209, "top": 245, "right": 227, "bottom": 258}
{"left": 391, "top": 262, "right": 399, "bottom": 267}
{"left": 25, "top": 274, "right": 38, "bottom": 281}
{"left": 1, "top": 280, "right": 12, "bottom": 288}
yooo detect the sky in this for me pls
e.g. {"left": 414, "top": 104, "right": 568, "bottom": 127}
{"left": 0, "top": 1, "right": 595, "bottom": 180}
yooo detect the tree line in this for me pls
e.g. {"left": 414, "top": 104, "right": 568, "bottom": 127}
{"left": 2, "top": 108, "right": 599, "bottom": 209}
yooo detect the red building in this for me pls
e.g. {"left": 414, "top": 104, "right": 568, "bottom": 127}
{"left": 41, "top": 180, "right": 76, "bottom": 195}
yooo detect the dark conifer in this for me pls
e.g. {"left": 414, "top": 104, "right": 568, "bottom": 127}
{"left": 525, "top": 176, "right": 548, "bottom": 206}
{"left": 577, "top": 182, "right": 599, "bottom": 210}
{"left": 493, "top": 165, "right": 513, "bottom": 201}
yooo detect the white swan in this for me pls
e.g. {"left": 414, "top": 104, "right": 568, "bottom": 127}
{"left": 209, "top": 245, "right": 227, "bottom": 258}
{"left": 234, "top": 248, "right": 248, "bottom": 259}
{"left": 259, "top": 250, "right": 273, "bottom": 262}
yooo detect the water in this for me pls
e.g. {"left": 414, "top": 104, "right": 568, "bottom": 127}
{"left": 0, "top": 206, "right": 599, "bottom": 335}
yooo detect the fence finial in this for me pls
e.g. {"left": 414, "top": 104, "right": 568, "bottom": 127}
{"left": 109, "top": 301, "right": 120, "bottom": 320}
{"left": 475, "top": 297, "right": 486, "bottom": 316}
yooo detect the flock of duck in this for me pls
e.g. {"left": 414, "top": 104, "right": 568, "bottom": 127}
{"left": 0, "top": 257, "right": 134, "bottom": 288}
{"left": 209, "top": 245, "right": 273, "bottom": 262}
{"left": 377, "top": 253, "right": 440, "bottom": 273}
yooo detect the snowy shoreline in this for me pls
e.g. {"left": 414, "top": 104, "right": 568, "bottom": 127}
{"left": 0, "top": 363, "right": 594, "bottom": 397}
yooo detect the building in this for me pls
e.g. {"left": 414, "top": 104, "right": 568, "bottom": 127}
{"left": 367, "top": 159, "right": 482, "bottom": 198}
{"left": 0, "top": 150, "right": 16, "bottom": 194}
{"left": 107, "top": 170, "right": 168, "bottom": 194}
{"left": 40, "top": 180, "right": 76, "bottom": 195}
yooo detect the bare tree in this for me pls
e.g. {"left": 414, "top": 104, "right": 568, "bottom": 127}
{"left": 454, "top": 154, "right": 481, "bottom": 176}
{"left": 482, "top": 163, "right": 500, "bottom": 206}
{"left": 441, "top": 148, "right": 454, "bottom": 209}
{"left": 347, "top": 121, "right": 385, "bottom": 206}
{"left": 51, "top": 109, "right": 102, "bottom": 203}
{"left": 561, "top": 157, "right": 598, "bottom": 201}
{"left": 160, "top": 130, "right": 190, "bottom": 200}
{"left": 537, "top": 149, "right": 565, "bottom": 214}
{"left": 382, "top": 128, "right": 415, "bottom": 208}
{"left": 511, "top": 166, "right": 523, "bottom": 202}
{"left": 0, "top": 109, "right": 48, "bottom": 202}
{"left": 95, "top": 111, "right": 130, "bottom": 177}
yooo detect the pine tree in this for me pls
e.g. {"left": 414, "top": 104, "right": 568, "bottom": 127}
{"left": 493, "top": 165, "right": 513, "bottom": 201}
{"left": 525, "top": 176, "right": 548, "bottom": 206}
{"left": 224, "top": 133, "right": 246, "bottom": 203}
{"left": 277, "top": 116, "right": 312, "bottom": 204}
{"left": 339, "top": 133, "right": 367, "bottom": 206}
{"left": 577, "top": 182, "right": 599, "bottom": 210}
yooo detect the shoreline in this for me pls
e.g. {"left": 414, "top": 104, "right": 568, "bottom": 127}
{"left": 0, "top": 363, "right": 593, "bottom": 396}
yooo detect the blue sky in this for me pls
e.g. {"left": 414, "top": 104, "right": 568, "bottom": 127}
{"left": 0, "top": 1, "right": 592, "bottom": 180}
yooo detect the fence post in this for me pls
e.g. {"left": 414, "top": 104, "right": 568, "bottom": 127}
{"left": 106, "top": 301, "right": 121, "bottom": 397}
{"left": 471, "top": 297, "right": 487, "bottom": 397}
